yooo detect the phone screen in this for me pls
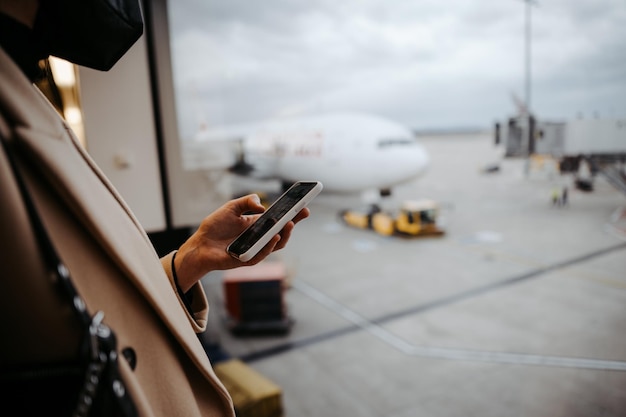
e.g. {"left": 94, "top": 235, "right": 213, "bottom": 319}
{"left": 228, "top": 182, "right": 319, "bottom": 255}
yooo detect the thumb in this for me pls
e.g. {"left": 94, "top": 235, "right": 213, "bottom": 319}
{"left": 235, "top": 194, "right": 265, "bottom": 215}
{"left": 250, "top": 193, "right": 262, "bottom": 206}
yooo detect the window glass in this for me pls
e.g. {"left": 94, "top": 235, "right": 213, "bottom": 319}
{"left": 167, "top": 0, "right": 625, "bottom": 146}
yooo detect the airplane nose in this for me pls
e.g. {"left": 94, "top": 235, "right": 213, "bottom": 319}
{"left": 416, "top": 146, "right": 430, "bottom": 175}
{"left": 399, "top": 144, "right": 429, "bottom": 179}
{"left": 385, "top": 143, "right": 430, "bottom": 184}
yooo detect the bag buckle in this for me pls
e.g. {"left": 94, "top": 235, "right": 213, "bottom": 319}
{"left": 74, "top": 311, "right": 110, "bottom": 417}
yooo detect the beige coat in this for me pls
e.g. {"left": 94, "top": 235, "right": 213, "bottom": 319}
{"left": 0, "top": 46, "right": 235, "bottom": 416}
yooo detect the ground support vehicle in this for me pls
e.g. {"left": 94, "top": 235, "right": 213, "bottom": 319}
{"left": 339, "top": 200, "right": 445, "bottom": 237}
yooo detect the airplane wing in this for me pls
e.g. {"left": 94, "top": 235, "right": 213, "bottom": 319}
{"left": 182, "top": 136, "right": 242, "bottom": 171}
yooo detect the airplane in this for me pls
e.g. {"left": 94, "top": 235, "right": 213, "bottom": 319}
{"left": 184, "top": 112, "right": 430, "bottom": 200}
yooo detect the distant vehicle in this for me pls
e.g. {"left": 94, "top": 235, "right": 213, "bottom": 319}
{"left": 186, "top": 113, "right": 430, "bottom": 198}
{"left": 575, "top": 178, "right": 593, "bottom": 192}
{"left": 481, "top": 163, "right": 501, "bottom": 174}
{"left": 339, "top": 200, "right": 445, "bottom": 237}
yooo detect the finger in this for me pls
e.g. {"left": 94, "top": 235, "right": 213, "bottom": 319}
{"left": 292, "top": 207, "right": 310, "bottom": 224}
{"left": 273, "top": 221, "right": 295, "bottom": 251}
{"left": 247, "top": 234, "right": 281, "bottom": 264}
{"left": 240, "top": 212, "right": 262, "bottom": 229}
{"left": 233, "top": 194, "right": 265, "bottom": 216}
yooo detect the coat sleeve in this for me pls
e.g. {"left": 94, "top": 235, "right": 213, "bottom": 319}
{"left": 161, "top": 250, "right": 209, "bottom": 333}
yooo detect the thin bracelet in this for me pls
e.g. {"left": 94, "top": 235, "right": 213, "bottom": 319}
{"left": 171, "top": 251, "right": 193, "bottom": 311}
{"left": 171, "top": 250, "right": 181, "bottom": 287}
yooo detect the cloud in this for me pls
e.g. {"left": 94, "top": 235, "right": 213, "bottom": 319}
{"left": 167, "top": 0, "right": 626, "bottom": 134}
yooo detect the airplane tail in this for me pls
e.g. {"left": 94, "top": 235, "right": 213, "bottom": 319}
{"left": 510, "top": 91, "right": 528, "bottom": 117}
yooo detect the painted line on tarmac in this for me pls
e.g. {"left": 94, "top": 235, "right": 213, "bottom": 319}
{"left": 371, "top": 241, "right": 626, "bottom": 326}
{"left": 604, "top": 205, "right": 626, "bottom": 241}
{"left": 293, "top": 280, "right": 626, "bottom": 371}
{"left": 240, "top": 241, "right": 626, "bottom": 368}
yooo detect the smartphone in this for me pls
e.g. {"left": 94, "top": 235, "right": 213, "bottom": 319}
{"left": 227, "top": 181, "right": 323, "bottom": 262}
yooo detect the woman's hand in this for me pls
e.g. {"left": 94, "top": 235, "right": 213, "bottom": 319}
{"left": 173, "top": 194, "right": 309, "bottom": 292}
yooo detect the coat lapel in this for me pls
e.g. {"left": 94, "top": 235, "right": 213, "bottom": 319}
{"left": 0, "top": 47, "right": 224, "bottom": 390}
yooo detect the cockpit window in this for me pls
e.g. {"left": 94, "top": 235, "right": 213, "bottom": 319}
{"left": 378, "top": 138, "right": 415, "bottom": 148}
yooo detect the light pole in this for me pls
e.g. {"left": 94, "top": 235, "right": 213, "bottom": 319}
{"left": 522, "top": 0, "right": 537, "bottom": 154}
{"left": 525, "top": 0, "right": 531, "bottom": 118}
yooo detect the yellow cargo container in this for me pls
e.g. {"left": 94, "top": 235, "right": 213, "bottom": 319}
{"left": 214, "top": 359, "right": 283, "bottom": 417}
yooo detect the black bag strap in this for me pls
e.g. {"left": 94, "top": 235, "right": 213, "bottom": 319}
{"left": 0, "top": 133, "right": 137, "bottom": 417}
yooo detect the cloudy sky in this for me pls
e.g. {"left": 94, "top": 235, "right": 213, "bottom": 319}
{"left": 166, "top": 0, "right": 626, "bottom": 138}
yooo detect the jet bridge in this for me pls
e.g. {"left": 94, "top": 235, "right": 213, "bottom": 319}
{"left": 584, "top": 157, "right": 626, "bottom": 196}
{"left": 496, "top": 118, "right": 626, "bottom": 197}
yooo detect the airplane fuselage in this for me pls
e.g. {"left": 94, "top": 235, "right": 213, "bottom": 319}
{"left": 239, "top": 113, "right": 430, "bottom": 193}
{"left": 193, "top": 113, "right": 430, "bottom": 194}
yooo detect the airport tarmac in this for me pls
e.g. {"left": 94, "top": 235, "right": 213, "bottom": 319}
{"left": 201, "top": 131, "right": 626, "bottom": 417}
